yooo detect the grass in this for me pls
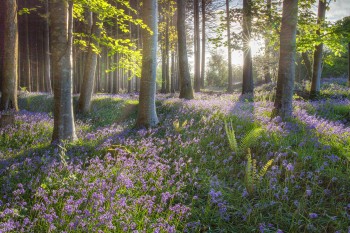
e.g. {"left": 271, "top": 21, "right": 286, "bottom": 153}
{"left": 1, "top": 80, "right": 350, "bottom": 232}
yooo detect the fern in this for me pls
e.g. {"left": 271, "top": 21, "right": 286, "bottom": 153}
{"left": 240, "top": 128, "right": 264, "bottom": 152}
{"left": 224, "top": 120, "right": 238, "bottom": 153}
{"left": 244, "top": 148, "right": 274, "bottom": 195}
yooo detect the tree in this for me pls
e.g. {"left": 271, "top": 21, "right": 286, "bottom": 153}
{"left": 1, "top": 0, "right": 19, "bottom": 112}
{"left": 226, "top": 0, "right": 234, "bottom": 93}
{"left": 263, "top": 0, "right": 272, "bottom": 83}
{"left": 310, "top": 0, "right": 327, "bottom": 97}
{"left": 50, "top": 0, "right": 77, "bottom": 142}
{"left": 194, "top": 0, "right": 201, "bottom": 92}
{"left": 135, "top": 0, "right": 159, "bottom": 127}
{"left": 273, "top": 0, "right": 298, "bottom": 120}
{"left": 77, "top": 13, "right": 101, "bottom": 113}
{"left": 177, "top": 0, "right": 194, "bottom": 99}
{"left": 200, "top": 0, "right": 206, "bottom": 89}
{"left": 242, "top": 0, "right": 253, "bottom": 94}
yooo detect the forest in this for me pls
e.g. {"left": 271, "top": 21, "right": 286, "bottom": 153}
{"left": 0, "top": 0, "right": 350, "bottom": 232}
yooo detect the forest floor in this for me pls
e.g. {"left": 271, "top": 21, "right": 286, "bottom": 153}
{"left": 1, "top": 78, "right": 350, "bottom": 233}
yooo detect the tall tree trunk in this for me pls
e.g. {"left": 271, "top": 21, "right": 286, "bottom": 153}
{"left": 263, "top": 0, "right": 272, "bottom": 83}
{"left": 177, "top": 0, "right": 194, "bottom": 99}
{"left": 24, "top": 8, "right": 31, "bottom": 92}
{"left": 226, "top": 0, "right": 233, "bottom": 93}
{"left": 310, "top": 0, "right": 327, "bottom": 98}
{"left": 302, "top": 52, "right": 312, "bottom": 81}
{"left": 165, "top": 15, "right": 170, "bottom": 93}
{"left": 1, "top": 0, "right": 19, "bottom": 111}
{"left": 273, "top": 0, "right": 298, "bottom": 120}
{"left": 0, "top": 3, "right": 4, "bottom": 95}
{"left": 171, "top": 50, "right": 176, "bottom": 93}
{"left": 50, "top": 0, "right": 77, "bottom": 142}
{"left": 136, "top": 0, "right": 159, "bottom": 127}
{"left": 194, "top": 0, "right": 201, "bottom": 92}
{"left": 78, "top": 13, "right": 101, "bottom": 113}
{"left": 242, "top": 0, "right": 254, "bottom": 94}
{"left": 44, "top": 0, "right": 52, "bottom": 93}
{"left": 201, "top": 0, "right": 206, "bottom": 88}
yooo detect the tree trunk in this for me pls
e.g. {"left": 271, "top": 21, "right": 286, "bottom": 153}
{"left": 50, "top": 0, "right": 77, "bottom": 142}
{"left": 194, "top": 0, "right": 201, "bottom": 92}
{"left": 263, "top": 0, "right": 272, "bottom": 83}
{"left": 226, "top": 0, "right": 233, "bottom": 93}
{"left": 273, "top": 0, "right": 298, "bottom": 120}
{"left": 177, "top": 0, "right": 194, "bottom": 99}
{"left": 310, "top": 0, "right": 327, "bottom": 98}
{"left": 78, "top": 13, "right": 101, "bottom": 113}
{"left": 242, "top": 0, "right": 254, "bottom": 94}
{"left": 301, "top": 52, "right": 312, "bottom": 81}
{"left": 201, "top": 0, "right": 206, "bottom": 89}
{"left": 165, "top": 15, "right": 170, "bottom": 93}
{"left": 1, "top": 0, "right": 19, "bottom": 111}
{"left": 24, "top": 8, "right": 31, "bottom": 92}
{"left": 44, "top": 0, "right": 52, "bottom": 93}
{"left": 135, "top": 0, "right": 159, "bottom": 127}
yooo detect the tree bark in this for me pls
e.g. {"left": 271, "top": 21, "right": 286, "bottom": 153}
{"left": 78, "top": 13, "right": 101, "bottom": 113}
{"left": 135, "top": 0, "right": 159, "bottom": 127}
{"left": 242, "top": 0, "right": 254, "bottom": 94}
{"left": 194, "top": 0, "right": 201, "bottom": 92}
{"left": 1, "top": 0, "right": 19, "bottom": 111}
{"left": 177, "top": 0, "right": 194, "bottom": 99}
{"left": 263, "top": 0, "right": 272, "bottom": 83}
{"left": 201, "top": 0, "right": 206, "bottom": 89}
{"left": 50, "top": 0, "right": 77, "bottom": 142}
{"left": 273, "top": 0, "right": 298, "bottom": 120}
{"left": 226, "top": 0, "right": 233, "bottom": 93}
{"left": 301, "top": 52, "right": 312, "bottom": 81}
{"left": 310, "top": 0, "right": 327, "bottom": 98}
{"left": 44, "top": 0, "right": 52, "bottom": 93}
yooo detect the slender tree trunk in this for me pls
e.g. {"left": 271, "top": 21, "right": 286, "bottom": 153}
{"left": 165, "top": 15, "right": 170, "bottom": 93}
{"left": 78, "top": 13, "right": 101, "bottom": 113}
{"left": 201, "top": 0, "right": 206, "bottom": 88}
{"left": 171, "top": 50, "right": 176, "bottom": 93}
{"left": 177, "top": 0, "right": 194, "bottom": 99}
{"left": 302, "top": 52, "right": 312, "bottom": 81}
{"left": 273, "top": 0, "right": 298, "bottom": 120}
{"left": 310, "top": 0, "right": 326, "bottom": 98}
{"left": 264, "top": 0, "right": 272, "bottom": 83}
{"left": 194, "top": 0, "right": 201, "bottom": 92}
{"left": 50, "top": 0, "right": 77, "bottom": 142}
{"left": 226, "top": 0, "right": 233, "bottom": 93}
{"left": 24, "top": 9, "right": 31, "bottom": 92}
{"left": 1, "top": 0, "right": 19, "bottom": 111}
{"left": 242, "top": 0, "right": 254, "bottom": 94}
{"left": 135, "top": 0, "right": 159, "bottom": 127}
{"left": 0, "top": 3, "right": 4, "bottom": 95}
{"left": 44, "top": 0, "right": 52, "bottom": 93}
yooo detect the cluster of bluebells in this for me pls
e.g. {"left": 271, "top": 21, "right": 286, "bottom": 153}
{"left": 2, "top": 85, "right": 350, "bottom": 232}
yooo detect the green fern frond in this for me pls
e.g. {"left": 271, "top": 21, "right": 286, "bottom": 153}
{"left": 224, "top": 120, "right": 238, "bottom": 153}
{"left": 258, "top": 159, "right": 274, "bottom": 178}
{"left": 245, "top": 148, "right": 254, "bottom": 194}
{"left": 240, "top": 128, "right": 264, "bottom": 151}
